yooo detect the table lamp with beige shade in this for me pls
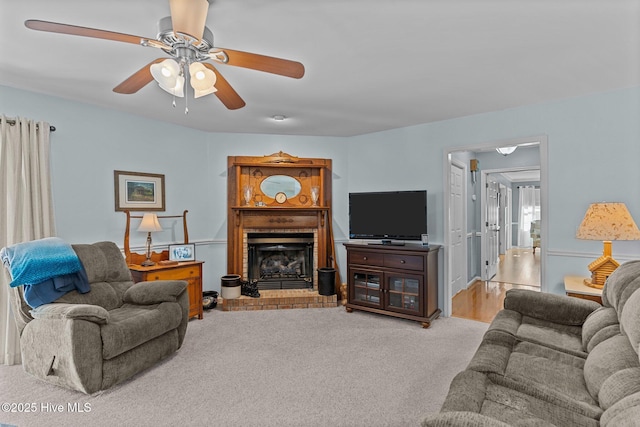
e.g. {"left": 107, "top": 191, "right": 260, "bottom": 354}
{"left": 576, "top": 202, "right": 640, "bottom": 289}
{"left": 137, "top": 213, "right": 163, "bottom": 266}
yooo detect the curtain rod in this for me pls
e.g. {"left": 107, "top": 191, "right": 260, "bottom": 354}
{"left": 1, "top": 118, "right": 56, "bottom": 132}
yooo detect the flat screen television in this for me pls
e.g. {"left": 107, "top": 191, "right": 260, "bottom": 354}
{"left": 349, "top": 190, "right": 427, "bottom": 244}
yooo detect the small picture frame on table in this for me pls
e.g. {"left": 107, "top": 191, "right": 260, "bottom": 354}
{"left": 168, "top": 244, "right": 196, "bottom": 262}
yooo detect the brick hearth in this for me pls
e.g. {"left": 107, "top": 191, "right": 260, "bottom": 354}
{"left": 221, "top": 289, "right": 337, "bottom": 311}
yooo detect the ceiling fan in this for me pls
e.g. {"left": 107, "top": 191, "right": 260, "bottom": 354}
{"left": 25, "top": 0, "right": 305, "bottom": 112}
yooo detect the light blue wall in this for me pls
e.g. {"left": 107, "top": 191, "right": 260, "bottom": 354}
{"left": 346, "top": 86, "right": 640, "bottom": 308}
{"left": 0, "top": 85, "right": 349, "bottom": 291}
{"left": 3, "top": 84, "right": 640, "bottom": 308}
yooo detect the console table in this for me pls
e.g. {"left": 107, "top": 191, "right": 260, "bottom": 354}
{"left": 129, "top": 261, "right": 204, "bottom": 320}
{"left": 344, "top": 243, "right": 441, "bottom": 328}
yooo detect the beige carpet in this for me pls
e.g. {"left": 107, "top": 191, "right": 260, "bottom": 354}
{"left": 0, "top": 307, "right": 488, "bottom": 427}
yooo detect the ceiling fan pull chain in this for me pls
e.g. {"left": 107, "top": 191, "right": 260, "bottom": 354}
{"left": 184, "top": 86, "right": 189, "bottom": 115}
{"left": 184, "top": 63, "right": 189, "bottom": 114}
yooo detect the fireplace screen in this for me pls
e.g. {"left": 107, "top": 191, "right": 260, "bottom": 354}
{"left": 247, "top": 233, "right": 314, "bottom": 290}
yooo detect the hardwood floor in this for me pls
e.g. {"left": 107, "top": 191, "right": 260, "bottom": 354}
{"left": 452, "top": 248, "right": 540, "bottom": 323}
{"left": 492, "top": 247, "right": 540, "bottom": 287}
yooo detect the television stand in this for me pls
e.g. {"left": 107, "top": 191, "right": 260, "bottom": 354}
{"left": 344, "top": 243, "right": 441, "bottom": 328}
{"left": 370, "top": 239, "right": 405, "bottom": 246}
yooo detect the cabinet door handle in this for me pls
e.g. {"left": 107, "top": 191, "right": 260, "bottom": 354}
{"left": 363, "top": 256, "right": 368, "bottom": 260}
{"left": 400, "top": 259, "right": 406, "bottom": 264}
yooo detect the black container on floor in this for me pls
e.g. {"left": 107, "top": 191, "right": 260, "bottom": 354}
{"left": 202, "top": 291, "right": 218, "bottom": 310}
{"left": 318, "top": 267, "right": 336, "bottom": 296}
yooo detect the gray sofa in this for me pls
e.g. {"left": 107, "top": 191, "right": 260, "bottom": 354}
{"left": 9, "top": 241, "right": 189, "bottom": 394}
{"left": 423, "top": 260, "right": 640, "bottom": 426}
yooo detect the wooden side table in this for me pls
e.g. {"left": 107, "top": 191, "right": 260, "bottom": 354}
{"left": 129, "top": 261, "right": 204, "bottom": 320}
{"left": 564, "top": 275, "right": 602, "bottom": 305}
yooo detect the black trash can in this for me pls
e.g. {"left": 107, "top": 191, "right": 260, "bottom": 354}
{"left": 318, "top": 267, "right": 336, "bottom": 296}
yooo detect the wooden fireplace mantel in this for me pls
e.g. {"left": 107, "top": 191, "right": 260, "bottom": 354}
{"left": 227, "top": 153, "right": 336, "bottom": 283}
{"left": 230, "top": 207, "right": 329, "bottom": 228}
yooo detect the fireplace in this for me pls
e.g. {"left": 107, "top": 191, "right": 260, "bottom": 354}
{"left": 227, "top": 152, "right": 341, "bottom": 310}
{"left": 247, "top": 233, "right": 314, "bottom": 290}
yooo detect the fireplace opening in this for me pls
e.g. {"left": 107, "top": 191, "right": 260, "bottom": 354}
{"left": 248, "top": 233, "right": 314, "bottom": 290}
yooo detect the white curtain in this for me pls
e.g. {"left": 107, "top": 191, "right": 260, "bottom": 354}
{"left": 0, "top": 115, "right": 55, "bottom": 365}
{"left": 517, "top": 186, "right": 540, "bottom": 247}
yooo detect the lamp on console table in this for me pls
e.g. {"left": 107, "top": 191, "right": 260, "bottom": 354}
{"left": 576, "top": 202, "right": 640, "bottom": 289}
{"left": 137, "top": 213, "right": 163, "bottom": 266}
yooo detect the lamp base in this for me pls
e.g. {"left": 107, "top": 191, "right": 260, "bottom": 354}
{"left": 583, "top": 278, "right": 604, "bottom": 290}
{"left": 141, "top": 232, "right": 155, "bottom": 266}
{"left": 584, "top": 241, "right": 619, "bottom": 290}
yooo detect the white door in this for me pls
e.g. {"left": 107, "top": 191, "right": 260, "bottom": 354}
{"left": 483, "top": 179, "right": 500, "bottom": 281}
{"left": 449, "top": 163, "right": 465, "bottom": 295}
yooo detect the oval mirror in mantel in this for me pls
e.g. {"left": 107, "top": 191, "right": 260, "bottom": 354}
{"left": 260, "top": 175, "right": 302, "bottom": 199}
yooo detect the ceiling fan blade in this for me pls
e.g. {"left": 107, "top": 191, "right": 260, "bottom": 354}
{"left": 25, "top": 20, "right": 170, "bottom": 49}
{"left": 169, "top": 0, "right": 209, "bottom": 41}
{"left": 210, "top": 48, "right": 305, "bottom": 79}
{"left": 113, "top": 59, "right": 166, "bottom": 94}
{"left": 202, "top": 63, "right": 246, "bottom": 110}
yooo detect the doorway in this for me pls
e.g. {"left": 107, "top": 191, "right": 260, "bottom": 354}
{"left": 481, "top": 167, "right": 541, "bottom": 284}
{"left": 443, "top": 136, "right": 548, "bottom": 318}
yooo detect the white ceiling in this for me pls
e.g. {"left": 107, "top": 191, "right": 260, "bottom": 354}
{"left": 2, "top": 0, "right": 639, "bottom": 137}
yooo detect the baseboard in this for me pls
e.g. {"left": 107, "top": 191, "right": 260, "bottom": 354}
{"left": 452, "top": 277, "right": 482, "bottom": 298}
{"left": 467, "top": 277, "right": 482, "bottom": 288}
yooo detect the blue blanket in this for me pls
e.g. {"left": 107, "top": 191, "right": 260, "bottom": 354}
{"left": 23, "top": 267, "right": 91, "bottom": 308}
{"left": 0, "top": 237, "right": 83, "bottom": 287}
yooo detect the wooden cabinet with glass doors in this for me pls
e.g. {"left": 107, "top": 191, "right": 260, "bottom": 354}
{"left": 344, "top": 243, "right": 440, "bottom": 328}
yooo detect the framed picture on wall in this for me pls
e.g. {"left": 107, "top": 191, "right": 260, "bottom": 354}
{"left": 168, "top": 244, "right": 196, "bottom": 262}
{"left": 114, "top": 170, "right": 165, "bottom": 211}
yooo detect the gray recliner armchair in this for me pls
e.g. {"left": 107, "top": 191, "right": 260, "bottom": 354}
{"left": 8, "top": 241, "right": 189, "bottom": 394}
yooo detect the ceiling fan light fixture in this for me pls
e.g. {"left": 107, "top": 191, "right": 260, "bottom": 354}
{"left": 150, "top": 58, "right": 185, "bottom": 96}
{"left": 174, "top": 75, "right": 186, "bottom": 97}
{"left": 189, "top": 62, "right": 217, "bottom": 98}
{"left": 161, "top": 74, "right": 185, "bottom": 97}
{"left": 193, "top": 86, "right": 217, "bottom": 98}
